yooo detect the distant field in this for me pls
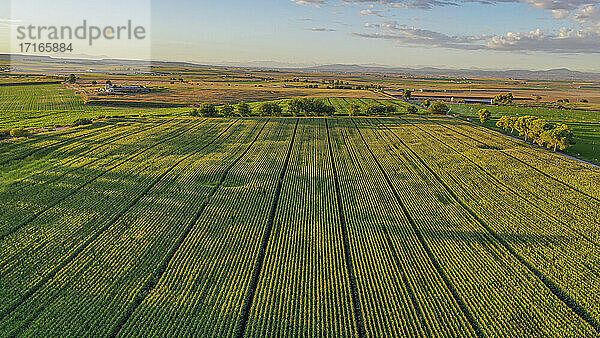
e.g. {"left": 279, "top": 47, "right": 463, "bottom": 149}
{"left": 447, "top": 103, "right": 600, "bottom": 165}
{"left": 1, "top": 117, "right": 599, "bottom": 335}
{"left": 0, "top": 83, "right": 405, "bottom": 129}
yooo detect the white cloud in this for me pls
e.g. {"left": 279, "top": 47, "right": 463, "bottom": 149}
{"left": 359, "top": 9, "right": 387, "bottom": 17}
{"left": 309, "top": 27, "right": 337, "bottom": 31}
{"left": 290, "top": 0, "right": 327, "bottom": 7}
{"left": 357, "top": 20, "right": 600, "bottom": 53}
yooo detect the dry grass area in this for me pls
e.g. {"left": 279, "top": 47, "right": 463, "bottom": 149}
{"left": 76, "top": 79, "right": 387, "bottom": 107}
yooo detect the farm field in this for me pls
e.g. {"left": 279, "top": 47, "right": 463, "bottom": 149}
{"left": 0, "top": 84, "right": 191, "bottom": 129}
{"left": 447, "top": 103, "right": 600, "bottom": 165}
{"left": 1, "top": 117, "right": 599, "bottom": 336}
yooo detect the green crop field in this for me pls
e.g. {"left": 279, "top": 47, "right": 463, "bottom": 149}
{"left": 0, "top": 84, "right": 190, "bottom": 129}
{"left": 1, "top": 116, "right": 599, "bottom": 336}
{"left": 447, "top": 103, "right": 600, "bottom": 165}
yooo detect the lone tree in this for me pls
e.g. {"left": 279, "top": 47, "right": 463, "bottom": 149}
{"left": 403, "top": 89, "right": 412, "bottom": 100}
{"left": 494, "top": 93, "right": 513, "bottom": 105}
{"left": 348, "top": 103, "right": 361, "bottom": 116}
{"left": 220, "top": 104, "right": 235, "bottom": 117}
{"left": 423, "top": 99, "right": 431, "bottom": 108}
{"left": 428, "top": 102, "right": 450, "bottom": 115}
{"left": 407, "top": 105, "right": 418, "bottom": 114}
{"left": 236, "top": 102, "right": 251, "bottom": 117}
{"left": 66, "top": 74, "right": 77, "bottom": 84}
{"left": 197, "top": 103, "right": 218, "bottom": 117}
{"left": 478, "top": 109, "right": 491, "bottom": 123}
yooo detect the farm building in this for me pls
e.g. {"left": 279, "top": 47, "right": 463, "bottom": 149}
{"left": 105, "top": 84, "right": 150, "bottom": 94}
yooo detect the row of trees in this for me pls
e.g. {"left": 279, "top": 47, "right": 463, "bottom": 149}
{"left": 190, "top": 100, "right": 427, "bottom": 118}
{"left": 288, "top": 98, "right": 335, "bottom": 116}
{"left": 496, "top": 115, "right": 575, "bottom": 151}
{"left": 190, "top": 102, "right": 252, "bottom": 117}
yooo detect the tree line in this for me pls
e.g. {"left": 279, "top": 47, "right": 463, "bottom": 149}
{"left": 496, "top": 115, "right": 575, "bottom": 151}
{"left": 190, "top": 98, "right": 430, "bottom": 118}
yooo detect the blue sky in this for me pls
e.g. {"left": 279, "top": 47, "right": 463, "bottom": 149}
{"left": 2, "top": 0, "right": 600, "bottom": 71}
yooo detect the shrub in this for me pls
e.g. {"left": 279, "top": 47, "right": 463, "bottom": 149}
{"left": 197, "top": 103, "right": 218, "bottom": 117}
{"left": 0, "top": 129, "right": 10, "bottom": 139}
{"left": 364, "top": 104, "right": 396, "bottom": 116}
{"left": 10, "top": 129, "right": 29, "bottom": 138}
{"left": 73, "top": 118, "right": 93, "bottom": 126}
{"left": 428, "top": 102, "right": 450, "bottom": 115}
{"left": 407, "top": 105, "right": 418, "bottom": 114}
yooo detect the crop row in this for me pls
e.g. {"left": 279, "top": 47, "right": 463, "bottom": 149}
{"left": 379, "top": 117, "right": 600, "bottom": 331}
{"left": 426, "top": 115, "right": 600, "bottom": 199}
{"left": 0, "top": 119, "right": 231, "bottom": 326}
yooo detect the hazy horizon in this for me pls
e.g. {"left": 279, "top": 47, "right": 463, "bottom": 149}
{"left": 1, "top": 0, "right": 600, "bottom": 72}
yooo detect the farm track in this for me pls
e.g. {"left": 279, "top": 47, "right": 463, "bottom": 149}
{"left": 116, "top": 119, "right": 297, "bottom": 336}
{"left": 328, "top": 119, "right": 473, "bottom": 336}
{"left": 0, "top": 123, "right": 116, "bottom": 167}
{"left": 0, "top": 119, "right": 211, "bottom": 242}
{"left": 110, "top": 119, "right": 269, "bottom": 337}
{"left": 378, "top": 118, "right": 600, "bottom": 333}
{"left": 325, "top": 119, "right": 366, "bottom": 338}
{"left": 0, "top": 119, "right": 239, "bottom": 324}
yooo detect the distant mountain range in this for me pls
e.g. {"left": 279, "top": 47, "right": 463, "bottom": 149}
{"left": 2, "top": 54, "right": 599, "bottom": 81}
{"left": 294, "top": 64, "right": 600, "bottom": 81}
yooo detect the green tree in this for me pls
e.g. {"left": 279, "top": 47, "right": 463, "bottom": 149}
{"left": 220, "top": 104, "right": 235, "bottom": 117}
{"left": 423, "top": 99, "right": 431, "bottom": 108}
{"left": 530, "top": 119, "right": 555, "bottom": 145}
{"left": 403, "top": 89, "right": 412, "bottom": 100}
{"left": 494, "top": 93, "right": 514, "bottom": 105}
{"left": 407, "top": 105, "right": 418, "bottom": 114}
{"left": 539, "top": 124, "right": 575, "bottom": 151}
{"left": 428, "top": 102, "right": 449, "bottom": 115}
{"left": 257, "top": 102, "right": 283, "bottom": 116}
{"left": 288, "top": 99, "right": 303, "bottom": 116}
{"left": 514, "top": 115, "right": 536, "bottom": 141}
{"left": 66, "top": 74, "right": 77, "bottom": 84}
{"left": 348, "top": 103, "right": 361, "bottom": 116}
{"left": 198, "top": 103, "right": 218, "bottom": 117}
{"left": 478, "top": 109, "right": 491, "bottom": 123}
{"left": 496, "top": 116, "right": 513, "bottom": 131}
{"left": 236, "top": 102, "right": 251, "bottom": 117}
